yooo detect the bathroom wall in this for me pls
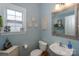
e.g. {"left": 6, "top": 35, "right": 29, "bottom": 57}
{"left": 0, "top": 3, "right": 79, "bottom": 56}
{"left": 40, "top": 3, "right": 79, "bottom": 56}
{"left": 0, "top": 3, "right": 41, "bottom": 56}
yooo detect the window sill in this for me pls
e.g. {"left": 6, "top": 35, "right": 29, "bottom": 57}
{"left": 0, "top": 31, "right": 26, "bottom": 35}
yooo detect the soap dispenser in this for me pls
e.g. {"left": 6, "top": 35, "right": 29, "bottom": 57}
{"left": 67, "top": 41, "right": 72, "bottom": 49}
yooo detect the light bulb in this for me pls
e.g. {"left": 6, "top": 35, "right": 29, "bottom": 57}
{"left": 65, "top": 3, "right": 74, "bottom": 7}
{"left": 54, "top": 4, "right": 64, "bottom": 12}
{"left": 55, "top": 4, "right": 60, "bottom": 10}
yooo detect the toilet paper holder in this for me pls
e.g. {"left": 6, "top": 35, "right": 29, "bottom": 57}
{"left": 23, "top": 44, "right": 28, "bottom": 49}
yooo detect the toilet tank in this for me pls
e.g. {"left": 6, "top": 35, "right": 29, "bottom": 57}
{"left": 39, "top": 41, "right": 47, "bottom": 51}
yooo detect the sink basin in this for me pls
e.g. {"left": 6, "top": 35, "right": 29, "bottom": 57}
{"left": 49, "top": 43, "right": 73, "bottom": 56}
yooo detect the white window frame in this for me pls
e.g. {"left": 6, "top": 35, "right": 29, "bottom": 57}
{"left": 1, "top": 4, "right": 26, "bottom": 35}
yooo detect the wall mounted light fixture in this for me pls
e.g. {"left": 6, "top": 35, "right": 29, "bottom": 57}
{"left": 53, "top": 3, "right": 75, "bottom": 13}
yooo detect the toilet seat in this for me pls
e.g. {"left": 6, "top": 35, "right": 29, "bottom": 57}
{"left": 30, "top": 49, "right": 43, "bottom": 56}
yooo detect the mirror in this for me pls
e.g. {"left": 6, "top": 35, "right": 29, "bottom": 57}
{"left": 52, "top": 4, "right": 77, "bottom": 39}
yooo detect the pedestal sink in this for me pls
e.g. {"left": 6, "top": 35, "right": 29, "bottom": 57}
{"left": 49, "top": 43, "right": 73, "bottom": 56}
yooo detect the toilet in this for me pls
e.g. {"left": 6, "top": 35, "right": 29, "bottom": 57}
{"left": 30, "top": 41, "right": 47, "bottom": 56}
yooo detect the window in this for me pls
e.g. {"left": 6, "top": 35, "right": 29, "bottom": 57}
{"left": 5, "top": 9, "right": 23, "bottom": 32}
{"left": 0, "top": 4, "right": 26, "bottom": 34}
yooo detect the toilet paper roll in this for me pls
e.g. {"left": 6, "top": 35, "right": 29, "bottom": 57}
{"left": 24, "top": 44, "right": 28, "bottom": 49}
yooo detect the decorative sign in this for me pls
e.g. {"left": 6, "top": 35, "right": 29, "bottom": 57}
{"left": 41, "top": 16, "right": 48, "bottom": 30}
{"left": 28, "top": 16, "right": 38, "bottom": 28}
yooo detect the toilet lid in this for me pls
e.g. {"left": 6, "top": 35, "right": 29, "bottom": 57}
{"left": 31, "top": 49, "right": 43, "bottom": 56}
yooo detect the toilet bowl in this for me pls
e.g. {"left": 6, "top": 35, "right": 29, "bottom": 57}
{"left": 30, "top": 41, "right": 47, "bottom": 56}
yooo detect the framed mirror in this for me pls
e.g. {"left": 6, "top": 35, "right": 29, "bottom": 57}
{"left": 52, "top": 3, "right": 78, "bottom": 39}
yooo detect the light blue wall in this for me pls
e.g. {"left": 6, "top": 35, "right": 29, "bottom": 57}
{"left": 0, "top": 3, "right": 41, "bottom": 56}
{"left": 40, "top": 3, "right": 79, "bottom": 56}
